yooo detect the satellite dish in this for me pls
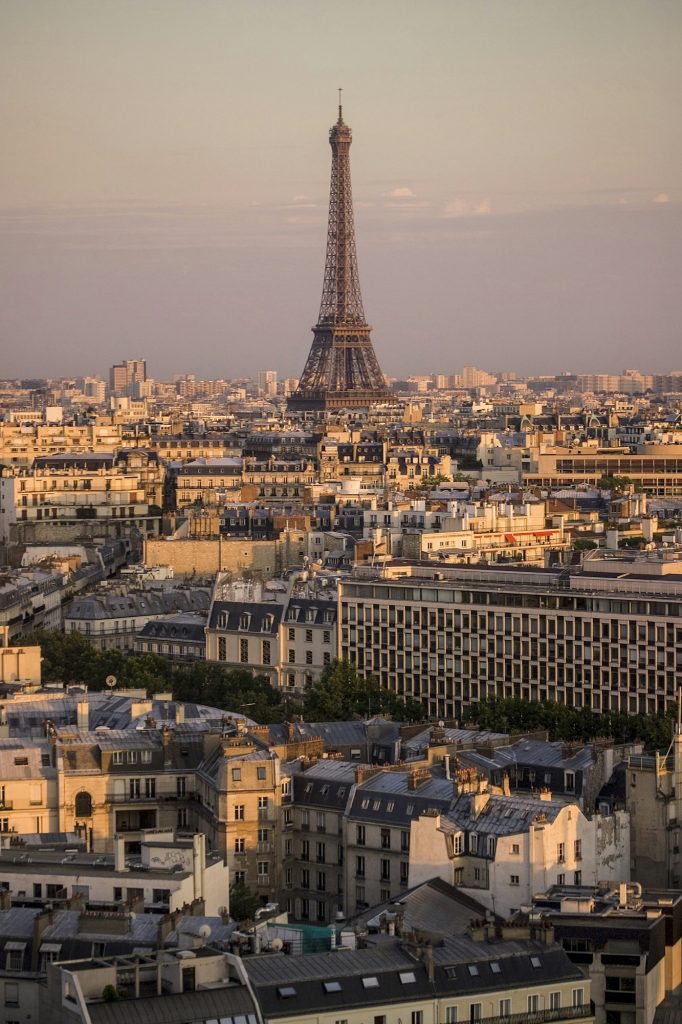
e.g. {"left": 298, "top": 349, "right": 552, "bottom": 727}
{"left": 105, "top": 675, "right": 117, "bottom": 691}
{"left": 199, "top": 924, "right": 212, "bottom": 939}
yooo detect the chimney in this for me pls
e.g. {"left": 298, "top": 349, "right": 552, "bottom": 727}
{"left": 161, "top": 724, "right": 172, "bottom": 767}
{"left": 502, "top": 773, "right": 511, "bottom": 796}
{"left": 471, "top": 791, "right": 490, "bottom": 818}
{"left": 76, "top": 701, "right": 89, "bottom": 731}
{"left": 539, "top": 787, "right": 552, "bottom": 802}
{"left": 175, "top": 703, "right": 185, "bottom": 725}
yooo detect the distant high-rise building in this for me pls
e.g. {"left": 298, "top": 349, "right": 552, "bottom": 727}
{"left": 109, "top": 359, "right": 147, "bottom": 396}
{"left": 288, "top": 99, "right": 390, "bottom": 412}
{"left": 257, "top": 370, "right": 278, "bottom": 396}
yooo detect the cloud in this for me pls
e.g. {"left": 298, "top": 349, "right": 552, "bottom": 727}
{"left": 443, "top": 197, "right": 492, "bottom": 218}
{"left": 653, "top": 192, "right": 670, "bottom": 204}
{"left": 387, "top": 186, "right": 415, "bottom": 199}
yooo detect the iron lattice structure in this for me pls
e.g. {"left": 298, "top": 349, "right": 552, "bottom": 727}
{"left": 288, "top": 102, "right": 390, "bottom": 412}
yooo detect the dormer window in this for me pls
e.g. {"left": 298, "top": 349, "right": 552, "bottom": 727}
{"left": 262, "top": 614, "right": 273, "bottom": 632}
{"left": 239, "top": 613, "right": 250, "bottom": 631}
{"left": 306, "top": 609, "right": 316, "bottom": 623}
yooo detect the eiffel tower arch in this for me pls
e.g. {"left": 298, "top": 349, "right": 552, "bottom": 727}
{"left": 288, "top": 100, "right": 391, "bottom": 412}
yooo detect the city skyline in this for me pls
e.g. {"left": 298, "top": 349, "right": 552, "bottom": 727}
{"left": 1, "top": 0, "right": 680, "bottom": 379}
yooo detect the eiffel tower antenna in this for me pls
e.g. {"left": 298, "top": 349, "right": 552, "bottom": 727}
{"left": 288, "top": 98, "right": 390, "bottom": 412}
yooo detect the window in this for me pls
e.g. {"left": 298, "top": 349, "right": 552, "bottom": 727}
{"left": 399, "top": 971, "right": 416, "bottom": 984}
{"left": 530, "top": 956, "right": 542, "bottom": 968}
{"left": 316, "top": 841, "right": 326, "bottom": 862}
{"left": 262, "top": 640, "right": 271, "bottom": 664}
{"left": 363, "top": 977, "right": 380, "bottom": 989}
{"left": 306, "top": 629, "right": 313, "bottom": 642}
{"left": 557, "top": 873, "right": 565, "bottom": 885}
{"left": 324, "top": 630, "right": 331, "bottom": 644}
{"left": 141, "top": 750, "right": 152, "bottom": 764}
{"left": 258, "top": 828, "right": 269, "bottom": 843}
{"left": 357, "top": 824, "right": 366, "bottom": 846}
{"left": 324, "top": 981, "right": 342, "bottom": 993}
{"left": 468, "top": 965, "right": 479, "bottom": 976}
{"left": 129, "top": 778, "right": 140, "bottom": 798}
{"left": 301, "top": 868, "right": 310, "bottom": 889}
{"left": 74, "top": 791, "right": 92, "bottom": 817}
{"left": 490, "top": 961, "right": 501, "bottom": 974}
{"left": 401, "top": 830, "right": 410, "bottom": 852}
{"left": 234, "top": 870, "right": 245, "bottom": 885}
{"left": 454, "top": 833, "right": 463, "bottom": 855}
{"left": 356, "top": 855, "right": 365, "bottom": 877}
{"left": 374, "top": 1017, "right": 387, "bottom": 1024}
{"left": 234, "top": 837, "right": 245, "bottom": 853}
{"left": 112, "top": 751, "right": 123, "bottom": 765}
{"left": 257, "top": 861, "right": 269, "bottom": 877}
{"left": 145, "top": 777, "right": 155, "bottom": 798}
{"left": 400, "top": 861, "right": 409, "bottom": 886}
{"left": 288, "top": 627, "right": 295, "bottom": 641}
{"left": 511, "top": 843, "right": 520, "bottom": 854}
{"left": 240, "top": 638, "right": 248, "bottom": 663}
{"left": 470, "top": 1004, "right": 482, "bottom": 1022}
{"left": 305, "top": 650, "right": 313, "bottom": 664}
{"left": 574, "top": 870, "right": 582, "bottom": 885}
{"left": 380, "top": 858, "right": 390, "bottom": 881}
{"left": 4, "top": 982, "right": 19, "bottom": 1006}
{"left": 557, "top": 842, "right": 565, "bottom": 863}
{"left": 550, "top": 992, "right": 561, "bottom": 1010}
{"left": 574, "top": 838, "right": 582, "bottom": 860}
{"left": 218, "top": 636, "right": 226, "bottom": 660}
{"left": 499, "top": 1000, "right": 511, "bottom": 1017}
{"left": 234, "top": 804, "right": 245, "bottom": 820}
{"left": 565, "top": 771, "right": 575, "bottom": 792}
{"left": 232, "top": 768, "right": 241, "bottom": 782}
{"left": 177, "top": 807, "right": 188, "bottom": 828}
{"left": 177, "top": 776, "right": 187, "bottom": 796}
{"left": 127, "top": 750, "right": 137, "bottom": 764}
{"left": 411, "top": 1013, "right": 423, "bottom": 1024}
{"left": 5, "top": 943, "right": 25, "bottom": 971}
{"left": 572, "top": 989, "right": 584, "bottom": 1007}
{"left": 510, "top": 874, "right": 520, "bottom": 885}
{"left": 277, "top": 986, "right": 297, "bottom": 998}
{"left": 288, "top": 648, "right": 295, "bottom": 663}
{"left": 445, "top": 1009, "right": 458, "bottom": 1024}
{"left": 381, "top": 828, "right": 391, "bottom": 849}
{"left": 258, "top": 796, "right": 269, "bottom": 815}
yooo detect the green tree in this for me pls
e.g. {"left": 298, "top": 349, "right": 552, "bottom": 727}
{"left": 229, "top": 882, "right": 260, "bottom": 924}
{"left": 303, "top": 660, "right": 424, "bottom": 723}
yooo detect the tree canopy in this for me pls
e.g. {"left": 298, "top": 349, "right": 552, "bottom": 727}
{"left": 463, "top": 696, "right": 676, "bottom": 750}
{"left": 302, "top": 659, "right": 425, "bottom": 723}
{"left": 25, "top": 629, "right": 289, "bottom": 724}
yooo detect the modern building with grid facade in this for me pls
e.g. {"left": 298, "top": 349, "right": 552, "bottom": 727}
{"left": 339, "top": 555, "right": 682, "bottom": 721}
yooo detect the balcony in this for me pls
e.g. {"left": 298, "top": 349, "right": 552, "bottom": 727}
{"left": 477, "top": 1002, "right": 593, "bottom": 1024}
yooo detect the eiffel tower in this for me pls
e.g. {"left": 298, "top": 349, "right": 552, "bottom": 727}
{"left": 288, "top": 96, "right": 391, "bottom": 412}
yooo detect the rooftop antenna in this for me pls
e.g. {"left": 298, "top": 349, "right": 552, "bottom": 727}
{"left": 338, "top": 87, "right": 343, "bottom": 121}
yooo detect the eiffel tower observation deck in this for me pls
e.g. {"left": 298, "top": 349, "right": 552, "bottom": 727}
{"left": 288, "top": 96, "right": 391, "bottom": 412}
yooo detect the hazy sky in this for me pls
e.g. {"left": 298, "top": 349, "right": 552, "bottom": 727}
{"left": 1, "top": 0, "right": 680, "bottom": 381}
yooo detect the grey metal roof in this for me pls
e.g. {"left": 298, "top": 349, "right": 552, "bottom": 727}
{"left": 443, "top": 792, "right": 564, "bottom": 836}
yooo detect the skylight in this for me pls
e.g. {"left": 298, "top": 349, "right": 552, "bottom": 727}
{"left": 324, "top": 981, "right": 342, "bottom": 993}
{"left": 278, "top": 986, "right": 297, "bottom": 998}
{"left": 399, "top": 971, "right": 417, "bottom": 984}
{"left": 363, "top": 977, "right": 380, "bottom": 989}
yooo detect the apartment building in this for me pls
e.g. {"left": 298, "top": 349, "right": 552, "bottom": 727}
{"left": 530, "top": 884, "right": 682, "bottom": 1024}
{"left": 524, "top": 445, "right": 682, "bottom": 495}
{"left": 241, "top": 459, "right": 318, "bottom": 503}
{"left": 175, "top": 457, "right": 243, "bottom": 509}
{"left": 409, "top": 786, "right": 630, "bottom": 919}
{"left": 206, "top": 578, "right": 338, "bottom": 693}
{"left": 0, "top": 450, "right": 164, "bottom": 546}
{"left": 339, "top": 555, "right": 682, "bottom": 720}
{"left": 283, "top": 759, "right": 354, "bottom": 924}
{"left": 0, "top": 422, "right": 123, "bottom": 468}
{"left": 0, "top": 829, "right": 227, "bottom": 915}
{"left": 65, "top": 585, "right": 210, "bottom": 652}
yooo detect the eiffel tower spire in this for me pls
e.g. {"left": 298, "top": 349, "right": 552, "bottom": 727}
{"left": 288, "top": 100, "right": 390, "bottom": 412}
